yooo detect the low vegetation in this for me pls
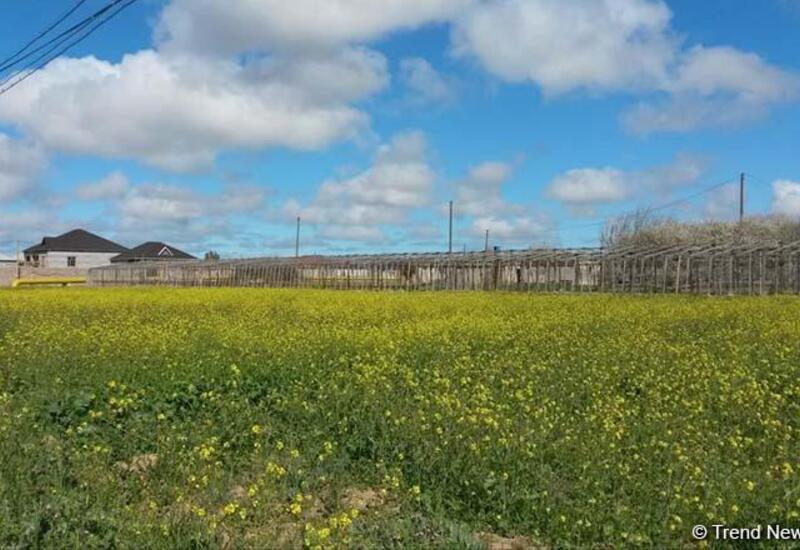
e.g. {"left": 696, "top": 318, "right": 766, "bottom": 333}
{"left": 1, "top": 289, "right": 799, "bottom": 548}
{"left": 602, "top": 211, "right": 800, "bottom": 249}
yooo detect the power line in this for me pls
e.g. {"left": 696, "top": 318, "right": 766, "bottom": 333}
{"left": 0, "top": 21, "right": 94, "bottom": 77}
{"left": 0, "top": 0, "right": 140, "bottom": 96}
{"left": 0, "top": 16, "right": 95, "bottom": 88}
{"left": 649, "top": 177, "right": 735, "bottom": 215}
{"left": 0, "top": 2, "right": 105, "bottom": 74}
{"left": 518, "top": 174, "right": 740, "bottom": 243}
{"left": 0, "top": 0, "right": 89, "bottom": 72}
{"left": 455, "top": 174, "right": 742, "bottom": 250}
{"left": 744, "top": 172, "right": 774, "bottom": 189}
{"left": 0, "top": 0, "right": 138, "bottom": 87}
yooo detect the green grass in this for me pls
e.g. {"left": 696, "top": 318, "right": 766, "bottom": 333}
{"left": 1, "top": 288, "right": 799, "bottom": 548}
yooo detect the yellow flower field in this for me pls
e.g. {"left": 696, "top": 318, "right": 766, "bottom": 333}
{"left": 1, "top": 289, "right": 799, "bottom": 548}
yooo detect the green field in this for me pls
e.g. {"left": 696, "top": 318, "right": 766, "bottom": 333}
{"left": 1, "top": 289, "right": 799, "bottom": 548}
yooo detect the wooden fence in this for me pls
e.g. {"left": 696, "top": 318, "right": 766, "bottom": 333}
{"left": 87, "top": 240, "right": 800, "bottom": 295}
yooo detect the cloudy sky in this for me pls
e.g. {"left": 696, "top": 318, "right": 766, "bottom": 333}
{"left": 1, "top": 0, "right": 799, "bottom": 257}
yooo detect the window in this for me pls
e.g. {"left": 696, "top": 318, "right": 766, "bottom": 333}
{"left": 67, "top": 256, "right": 77, "bottom": 267}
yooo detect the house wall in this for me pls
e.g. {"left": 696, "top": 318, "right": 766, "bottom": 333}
{"left": 39, "top": 252, "right": 119, "bottom": 269}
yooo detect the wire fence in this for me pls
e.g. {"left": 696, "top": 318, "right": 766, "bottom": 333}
{"left": 88, "top": 238, "right": 800, "bottom": 295}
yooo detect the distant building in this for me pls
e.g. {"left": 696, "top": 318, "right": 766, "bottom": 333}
{"left": 24, "top": 229, "right": 129, "bottom": 268}
{"left": 110, "top": 242, "right": 196, "bottom": 263}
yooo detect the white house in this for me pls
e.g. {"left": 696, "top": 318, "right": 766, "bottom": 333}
{"left": 23, "top": 229, "right": 129, "bottom": 268}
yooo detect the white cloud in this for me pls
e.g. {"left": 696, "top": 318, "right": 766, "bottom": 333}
{"left": 404, "top": 222, "right": 444, "bottom": 241}
{"left": 0, "top": 49, "right": 386, "bottom": 171}
{"left": 450, "top": 1, "right": 798, "bottom": 132}
{"left": 638, "top": 153, "right": 706, "bottom": 193}
{"left": 547, "top": 167, "right": 630, "bottom": 205}
{"left": 0, "top": 134, "right": 45, "bottom": 201}
{"left": 704, "top": 182, "right": 740, "bottom": 220}
{"left": 318, "top": 225, "right": 386, "bottom": 242}
{"left": 471, "top": 215, "right": 549, "bottom": 242}
{"left": 772, "top": 180, "right": 800, "bottom": 218}
{"left": 156, "top": 0, "right": 471, "bottom": 54}
{"left": 669, "top": 46, "right": 797, "bottom": 102}
{"left": 624, "top": 46, "right": 800, "bottom": 133}
{"left": 0, "top": 209, "right": 64, "bottom": 253}
{"left": 76, "top": 171, "right": 130, "bottom": 200}
{"left": 290, "top": 131, "right": 436, "bottom": 229}
{"left": 546, "top": 154, "right": 705, "bottom": 207}
{"left": 448, "top": 160, "right": 552, "bottom": 243}
{"left": 0, "top": 0, "right": 474, "bottom": 171}
{"left": 400, "top": 58, "right": 457, "bottom": 106}
{"left": 217, "top": 185, "right": 268, "bottom": 214}
{"left": 454, "top": 161, "right": 521, "bottom": 217}
{"left": 149, "top": 1, "right": 799, "bottom": 140}
{"left": 452, "top": 0, "right": 675, "bottom": 95}
{"left": 119, "top": 184, "right": 207, "bottom": 224}
{"left": 118, "top": 182, "right": 266, "bottom": 226}
{"left": 88, "top": 179, "right": 268, "bottom": 252}
{"left": 1, "top": 0, "right": 795, "bottom": 174}
{"left": 624, "top": 98, "right": 765, "bottom": 134}
{"left": 0, "top": 210, "right": 51, "bottom": 238}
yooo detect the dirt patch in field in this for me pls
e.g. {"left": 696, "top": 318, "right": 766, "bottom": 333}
{"left": 229, "top": 485, "right": 248, "bottom": 500}
{"left": 475, "top": 532, "right": 546, "bottom": 550}
{"left": 244, "top": 522, "right": 303, "bottom": 549}
{"left": 116, "top": 453, "right": 159, "bottom": 476}
{"left": 340, "top": 487, "right": 385, "bottom": 512}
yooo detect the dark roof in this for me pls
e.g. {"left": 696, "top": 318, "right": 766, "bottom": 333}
{"left": 110, "top": 242, "right": 196, "bottom": 263}
{"left": 24, "top": 229, "right": 129, "bottom": 254}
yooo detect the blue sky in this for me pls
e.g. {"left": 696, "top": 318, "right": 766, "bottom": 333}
{"left": 1, "top": 0, "right": 800, "bottom": 258}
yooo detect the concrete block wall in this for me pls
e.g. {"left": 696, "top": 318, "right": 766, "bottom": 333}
{"left": 0, "top": 266, "right": 89, "bottom": 288}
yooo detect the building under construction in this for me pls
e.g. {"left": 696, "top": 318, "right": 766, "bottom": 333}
{"left": 88, "top": 238, "right": 800, "bottom": 295}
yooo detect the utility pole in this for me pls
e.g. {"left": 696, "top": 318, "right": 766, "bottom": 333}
{"left": 295, "top": 216, "right": 301, "bottom": 258}
{"left": 15, "top": 240, "right": 20, "bottom": 279}
{"left": 448, "top": 200, "right": 453, "bottom": 254}
{"left": 484, "top": 229, "right": 489, "bottom": 252}
{"left": 739, "top": 172, "right": 745, "bottom": 223}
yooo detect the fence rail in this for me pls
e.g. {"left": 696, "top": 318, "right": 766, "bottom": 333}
{"left": 88, "top": 240, "right": 800, "bottom": 295}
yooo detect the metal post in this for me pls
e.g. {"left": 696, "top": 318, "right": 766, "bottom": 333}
{"left": 739, "top": 172, "right": 745, "bottom": 223}
{"left": 448, "top": 200, "right": 453, "bottom": 254}
{"left": 16, "top": 240, "right": 21, "bottom": 279}
{"left": 485, "top": 229, "right": 489, "bottom": 252}
{"left": 295, "top": 217, "right": 301, "bottom": 258}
